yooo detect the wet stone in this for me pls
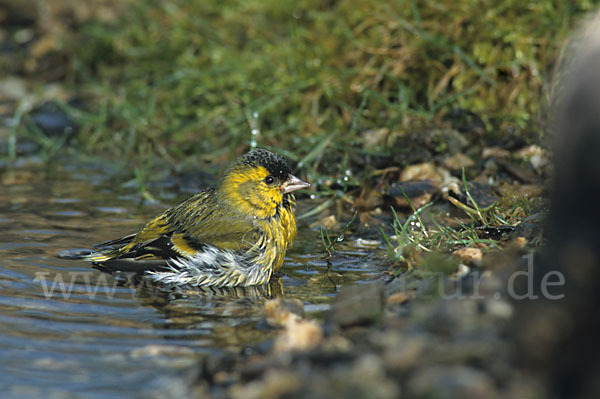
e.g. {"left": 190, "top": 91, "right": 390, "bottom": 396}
{"left": 476, "top": 225, "right": 515, "bottom": 241}
{"left": 515, "top": 236, "right": 528, "bottom": 248}
{"left": 273, "top": 318, "right": 323, "bottom": 353}
{"left": 387, "top": 180, "right": 439, "bottom": 209}
{"left": 347, "top": 354, "right": 400, "bottom": 399}
{"left": 452, "top": 181, "right": 498, "bottom": 210}
{"left": 380, "top": 333, "right": 427, "bottom": 373}
{"left": 229, "top": 369, "right": 302, "bottom": 399}
{"left": 420, "top": 299, "right": 479, "bottom": 337}
{"left": 444, "top": 108, "right": 486, "bottom": 135}
{"left": 453, "top": 247, "right": 483, "bottom": 266}
{"left": 515, "top": 144, "right": 549, "bottom": 171}
{"left": 434, "top": 128, "right": 470, "bottom": 153}
{"left": 330, "top": 282, "right": 384, "bottom": 327}
{"left": 353, "top": 187, "right": 384, "bottom": 212}
{"left": 264, "top": 298, "right": 305, "bottom": 328}
{"left": 401, "top": 162, "right": 448, "bottom": 184}
{"left": 385, "top": 273, "right": 426, "bottom": 297}
{"left": 497, "top": 159, "right": 539, "bottom": 184}
{"left": 484, "top": 298, "right": 513, "bottom": 320}
{"left": 29, "top": 101, "right": 77, "bottom": 138}
{"left": 385, "top": 292, "right": 411, "bottom": 305}
{"left": 482, "top": 146, "right": 511, "bottom": 160}
{"left": 512, "top": 212, "right": 545, "bottom": 243}
{"left": 510, "top": 184, "right": 544, "bottom": 198}
{"left": 406, "top": 366, "right": 497, "bottom": 399}
{"left": 300, "top": 354, "right": 400, "bottom": 399}
{"left": 444, "top": 152, "right": 475, "bottom": 170}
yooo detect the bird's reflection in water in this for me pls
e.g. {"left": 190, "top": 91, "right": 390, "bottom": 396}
{"left": 106, "top": 272, "right": 285, "bottom": 348}
{"left": 113, "top": 270, "right": 283, "bottom": 297}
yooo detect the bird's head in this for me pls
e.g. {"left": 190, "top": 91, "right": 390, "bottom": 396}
{"left": 217, "top": 149, "right": 310, "bottom": 219}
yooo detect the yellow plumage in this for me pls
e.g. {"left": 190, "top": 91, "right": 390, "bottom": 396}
{"left": 78, "top": 149, "right": 309, "bottom": 287}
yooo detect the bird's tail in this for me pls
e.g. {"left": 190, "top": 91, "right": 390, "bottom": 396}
{"left": 57, "top": 233, "right": 137, "bottom": 262}
{"left": 56, "top": 248, "right": 116, "bottom": 262}
{"left": 56, "top": 248, "right": 96, "bottom": 260}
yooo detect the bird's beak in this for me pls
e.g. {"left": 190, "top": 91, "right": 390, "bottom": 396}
{"left": 281, "top": 174, "right": 310, "bottom": 194}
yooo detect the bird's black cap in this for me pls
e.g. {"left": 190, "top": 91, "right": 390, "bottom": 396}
{"left": 239, "top": 149, "right": 292, "bottom": 180}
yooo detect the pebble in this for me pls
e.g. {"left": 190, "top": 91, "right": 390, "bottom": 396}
{"left": 482, "top": 146, "right": 511, "bottom": 159}
{"left": 229, "top": 370, "right": 301, "bottom": 399}
{"left": 264, "top": 298, "right": 304, "bottom": 328}
{"left": 0, "top": 77, "right": 28, "bottom": 100}
{"left": 496, "top": 159, "right": 539, "bottom": 184}
{"left": 453, "top": 247, "right": 483, "bottom": 265}
{"left": 385, "top": 292, "right": 411, "bottom": 304}
{"left": 352, "top": 238, "right": 381, "bottom": 249}
{"left": 515, "top": 144, "right": 549, "bottom": 170}
{"left": 407, "top": 366, "right": 497, "bottom": 399}
{"left": 308, "top": 214, "right": 338, "bottom": 230}
{"left": 444, "top": 152, "right": 474, "bottom": 170}
{"left": 515, "top": 236, "right": 528, "bottom": 248}
{"left": 401, "top": 162, "right": 449, "bottom": 184}
{"left": 30, "top": 101, "right": 77, "bottom": 138}
{"left": 349, "top": 354, "right": 400, "bottom": 399}
{"left": 330, "top": 282, "right": 384, "bottom": 327}
{"left": 387, "top": 180, "right": 438, "bottom": 209}
{"left": 485, "top": 298, "right": 514, "bottom": 320}
{"left": 454, "top": 263, "right": 471, "bottom": 279}
{"left": 381, "top": 334, "right": 427, "bottom": 373}
{"left": 273, "top": 318, "right": 323, "bottom": 353}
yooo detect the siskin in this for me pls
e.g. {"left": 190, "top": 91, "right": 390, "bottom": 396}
{"left": 65, "top": 149, "right": 309, "bottom": 287}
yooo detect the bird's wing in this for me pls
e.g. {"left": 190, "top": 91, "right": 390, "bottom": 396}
{"left": 92, "top": 228, "right": 256, "bottom": 275}
{"left": 93, "top": 233, "right": 138, "bottom": 250}
{"left": 92, "top": 234, "right": 192, "bottom": 273}
{"left": 166, "top": 189, "right": 261, "bottom": 251}
{"left": 91, "top": 190, "right": 260, "bottom": 273}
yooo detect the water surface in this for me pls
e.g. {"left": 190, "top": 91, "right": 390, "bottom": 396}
{"left": 0, "top": 161, "right": 386, "bottom": 398}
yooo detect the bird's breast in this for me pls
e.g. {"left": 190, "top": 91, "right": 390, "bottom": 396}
{"left": 252, "top": 205, "right": 297, "bottom": 274}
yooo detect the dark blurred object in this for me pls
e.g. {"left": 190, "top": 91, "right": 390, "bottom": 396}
{"left": 0, "top": 1, "right": 36, "bottom": 29}
{"left": 444, "top": 108, "right": 486, "bottom": 135}
{"left": 386, "top": 180, "right": 438, "bottom": 209}
{"left": 496, "top": 159, "right": 539, "bottom": 184}
{"left": 0, "top": 138, "right": 40, "bottom": 156}
{"left": 511, "top": 16, "right": 600, "bottom": 398}
{"left": 454, "top": 181, "right": 497, "bottom": 210}
{"left": 330, "top": 282, "right": 384, "bottom": 327}
{"left": 29, "top": 101, "right": 78, "bottom": 138}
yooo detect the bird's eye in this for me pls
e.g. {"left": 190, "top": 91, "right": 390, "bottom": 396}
{"left": 264, "top": 175, "right": 275, "bottom": 185}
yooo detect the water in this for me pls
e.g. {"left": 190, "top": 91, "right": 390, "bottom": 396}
{"left": 0, "top": 161, "right": 386, "bottom": 398}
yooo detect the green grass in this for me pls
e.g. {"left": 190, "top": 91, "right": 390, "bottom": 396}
{"left": 12, "top": 0, "right": 590, "bottom": 173}
{"left": 381, "top": 194, "right": 538, "bottom": 273}
{"left": 380, "top": 165, "right": 540, "bottom": 271}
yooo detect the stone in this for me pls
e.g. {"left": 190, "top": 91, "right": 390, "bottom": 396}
{"left": 264, "top": 298, "right": 305, "bottom": 328}
{"left": 229, "top": 370, "right": 301, "bottom": 399}
{"left": 407, "top": 366, "right": 497, "bottom": 399}
{"left": 273, "top": 318, "right": 323, "bottom": 353}
{"left": 453, "top": 247, "right": 483, "bottom": 265}
{"left": 385, "top": 292, "right": 411, "bottom": 305}
{"left": 444, "top": 152, "right": 475, "bottom": 170}
{"left": 29, "top": 101, "right": 78, "bottom": 138}
{"left": 482, "top": 146, "right": 511, "bottom": 159}
{"left": 382, "top": 334, "right": 427, "bottom": 372}
{"left": 330, "top": 282, "right": 384, "bottom": 327}
{"left": 401, "top": 162, "right": 449, "bottom": 184}
{"left": 387, "top": 180, "right": 438, "bottom": 209}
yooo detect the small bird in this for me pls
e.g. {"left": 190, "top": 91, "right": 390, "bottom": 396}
{"left": 66, "top": 149, "right": 309, "bottom": 287}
